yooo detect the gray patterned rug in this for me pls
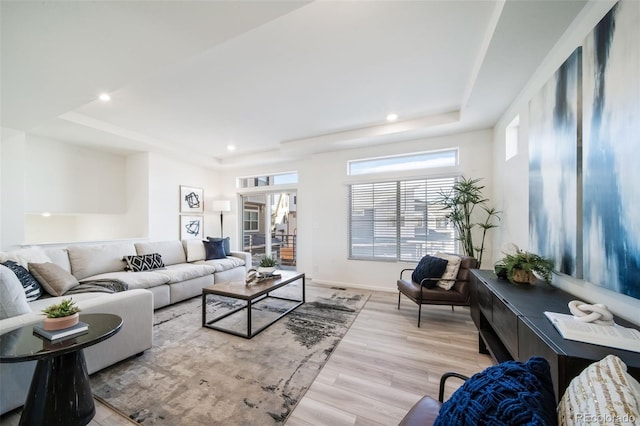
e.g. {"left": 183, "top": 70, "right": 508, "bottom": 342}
{"left": 90, "top": 283, "right": 369, "bottom": 425}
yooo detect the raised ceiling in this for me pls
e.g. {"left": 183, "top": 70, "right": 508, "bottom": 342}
{"left": 1, "top": 0, "right": 587, "bottom": 168}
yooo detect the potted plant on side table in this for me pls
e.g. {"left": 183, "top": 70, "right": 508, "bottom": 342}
{"left": 41, "top": 298, "right": 81, "bottom": 331}
{"left": 494, "top": 250, "right": 554, "bottom": 285}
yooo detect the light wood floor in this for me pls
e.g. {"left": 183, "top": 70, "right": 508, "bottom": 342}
{"left": 1, "top": 289, "right": 492, "bottom": 426}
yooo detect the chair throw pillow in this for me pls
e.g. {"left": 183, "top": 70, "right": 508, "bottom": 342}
{"left": 411, "top": 255, "right": 448, "bottom": 289}
{"left": 203, "top": 239, "right": 226, "bottom": 260}
{"left": 28, "top": 262, "right": 79, "bottom": 296}
{"left": 0, "top": 265, "right": 32, "bottom": 319}
{"left": 435, "top": 356, "right": 557, "bottom": 426}
{"left": 1, "top": 260, "right": 42, "bottom": 301}
{"left": 558, "top": 354, "right": 640, "bottom": 426}
{"left": 207, "top": 236, "right": 231, "bottom": 256}
{"left": 123, "top": 253, "right": 165, "bottom": 272}
{"left": 433, "top": 252, "right": 462, "bottom": 290}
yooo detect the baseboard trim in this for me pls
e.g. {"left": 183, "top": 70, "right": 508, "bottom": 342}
{"left": 309, "top": 278, "right": 396, "bottom": 294}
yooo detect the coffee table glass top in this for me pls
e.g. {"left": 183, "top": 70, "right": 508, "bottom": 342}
{"left": 0, "top": 313, "right": 123, "bottom": 362}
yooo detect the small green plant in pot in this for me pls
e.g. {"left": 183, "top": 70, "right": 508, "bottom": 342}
{"left": 258, "top": 255, "right": 278, "bottom": 275}
{"left": 41, "top": 298, "right": 81, "bottom": 330}
{"left": 494, "top": 250, "right": 554, "bottom": 285}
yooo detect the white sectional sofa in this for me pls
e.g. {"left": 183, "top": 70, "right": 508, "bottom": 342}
{"left": 0, "top": 239, "right": 251, "bottom": 415}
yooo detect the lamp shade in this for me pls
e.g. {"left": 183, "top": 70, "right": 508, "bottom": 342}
{"left": 211, "top": 200, "right": 231, "bottom": 212}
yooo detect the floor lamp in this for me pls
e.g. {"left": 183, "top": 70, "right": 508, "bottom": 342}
{"left": 211, "top": 200, "right": 231, "bottom": 238}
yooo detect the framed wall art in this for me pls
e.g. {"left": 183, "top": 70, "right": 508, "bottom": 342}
{"left": 180, "top": 215, "right": 204, "bottom": 240}
{"left": 180, "top": 186, "right": 204, "bottom": 213}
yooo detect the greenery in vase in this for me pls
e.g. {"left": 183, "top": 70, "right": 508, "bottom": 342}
{"left": 259, "top": 256, "right": 278, "bottom": 268}
{"left": 434, "top": 176, "right": 500, "bottom": 267}
{"left": 494, "top": 250, "right": 554, "bottom": 284}
{"left": 42, "top": 298, "right": 80, "bottom": 318}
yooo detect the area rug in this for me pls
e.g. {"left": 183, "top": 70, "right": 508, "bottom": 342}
{"left": 90, "top": 283, "right": 369, "bottom": 425}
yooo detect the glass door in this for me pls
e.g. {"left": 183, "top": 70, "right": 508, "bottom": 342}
{"left": 241, "top": 191, "right": 297, "bottom": 270}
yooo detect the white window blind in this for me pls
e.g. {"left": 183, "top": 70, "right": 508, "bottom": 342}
{"left": 349, "top": 177, "right": 456, "bottom": 262}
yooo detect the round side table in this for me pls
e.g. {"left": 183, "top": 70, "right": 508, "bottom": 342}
{"left": 0, "top": 313, "right": 122, "bottom": 426}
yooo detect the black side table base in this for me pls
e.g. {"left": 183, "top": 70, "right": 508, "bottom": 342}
{"left": 20, "top": 349, "right": 95, "bottom": 426}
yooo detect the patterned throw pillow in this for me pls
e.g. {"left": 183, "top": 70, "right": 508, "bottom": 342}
{"left": 435, "top": 356, "right": 557, "bottom": 426}
{"left": 1, "top": 260, "right": 42, "bottom": 301}
{"left": 558, "top": 355, "right": 640, "bottom": 426}
{"left": 411, "top": 255, "right": 448, "bottom": 289}
{"left": 0, "top": 265, "right": 32, "bottom": 319}
{"left": 122, "top": 253, "right": 165, "bottom": 272}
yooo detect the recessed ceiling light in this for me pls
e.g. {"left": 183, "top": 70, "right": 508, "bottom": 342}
{"left": 227, "top": 144, "right": 236, "bottom": 151}
{"left": 99, "top": 93, "right": 111, "bottom": 102}
{"left": 386, "top": 113, "right": 398, "bottom": 122}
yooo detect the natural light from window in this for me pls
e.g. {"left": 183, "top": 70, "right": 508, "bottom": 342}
{"left": 505, "top": 115, "right": 519, "bottom": 161}
{"left": 348, "top": 149, "right": 458, "bottom": 176}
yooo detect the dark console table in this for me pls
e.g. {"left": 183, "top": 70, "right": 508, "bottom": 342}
{"left": 470, "top": 269, "right": 640, "bottom": 401}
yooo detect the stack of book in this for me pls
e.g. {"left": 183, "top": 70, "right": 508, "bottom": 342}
{"left": 33, "top": 321, "right": 89, "bottom": 342}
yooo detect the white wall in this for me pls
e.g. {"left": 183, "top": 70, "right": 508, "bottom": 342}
{"left": 492, "top": 0, "right": 639, "bottom": 323}
{"left": 0, "top": 129, "right": 27, "bottom": 249}
{"left": 223, "top": 129, "right": 494, "bottom": 292}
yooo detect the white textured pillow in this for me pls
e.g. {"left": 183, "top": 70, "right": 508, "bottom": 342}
{"left": 558, "top": 355, "right": 640, "bottom": 426}
{"left": 434, "top": 252, "right": 462, "bottom": 290}
{"left": 182, "top": 239, "right": 206, "bottom": 262}
{"left": 0, "top": 265, "right": 32, "bottom": 319}
{"left": 0, "top": 246, "right": 52, "bottom": 269}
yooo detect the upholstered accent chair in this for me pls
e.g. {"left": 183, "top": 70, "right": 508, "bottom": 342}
{"left": 397, "top": 254, "right": 477, "bottom": 327}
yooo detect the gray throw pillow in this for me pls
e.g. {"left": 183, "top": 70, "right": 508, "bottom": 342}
{"left": 29, "top": 262, "right": 80, "bottom": 296}
{"left": 0, "top": 265, "right": 32, "bottom": 319}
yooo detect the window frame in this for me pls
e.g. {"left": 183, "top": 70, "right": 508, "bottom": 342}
{"left": 348, "top": 175, "right": 458, "bottom": 262}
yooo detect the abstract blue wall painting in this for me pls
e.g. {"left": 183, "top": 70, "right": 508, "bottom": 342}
{"left": 529, "top": 48, "right": 581, "bottom": 278}
{"left": 582, "top": 1, "right": 640, "bottom": 299}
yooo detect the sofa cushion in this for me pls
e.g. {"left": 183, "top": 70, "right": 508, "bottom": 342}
{"left": 1, "top": 261, "right": 43, "bottom": 301}
{"left": 0, "top": 265, "right": 31, "bottom": 319}
{"left": 28, "top": 262, "right": 79, "bottom": 296}
{"left": 79, "top": 271, "right": 169, "bottom": 290}
{"left": 435, "top": 356, "right": 557, "bottom": 426}
{"left": 433, "top": 252, "right": 462, "bottom": 290}
{"left": 412, "top": 255, "right": 448, "bottom": 288}
{"left": 182, "top": 239, "right": 206, "bottom": 262}
{"left": 195, "top": 256, "right": 245, "bottom": 273}
{"left": 123, "top": 253, "right": 165, "bottom": 272}
{"left": 203, "top": 239, "right": 226, "bottom": 260}
{"left": 160, "top": 264, "right": 215, "bottom": 283}
{"left": 135, "top": 241, "right": 186, "bottom": 266}
{"left": 558, "top": 354, "right": 640, "bottom": 426}
{"left": 68, "top": 243, "right": 136, "bottom": 281}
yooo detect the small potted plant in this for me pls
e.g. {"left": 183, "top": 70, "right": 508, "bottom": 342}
{"left": 494, "top": 250, "right": 554, "bottom": 285}
{"left": 41, "top": 298, "right": 81, "bottom": 330}
{"left": 258, "top": 255, "right": 278, "bottom": 275}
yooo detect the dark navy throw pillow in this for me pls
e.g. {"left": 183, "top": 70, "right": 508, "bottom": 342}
{"left": 435, "top": 356, "right": 557, "bottom": 426}
{"left": 203, "top": 239, "right": 226, "bottom": 260}
{"left": 207, "top": 236, "right": 230, "bottom": 256}
{"left": 411, "top": 255, "right": 448, "bottom": 288}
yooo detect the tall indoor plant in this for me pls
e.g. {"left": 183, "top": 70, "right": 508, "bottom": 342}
{"left": 435, "top": 176, "right": 500, "bottom": 267}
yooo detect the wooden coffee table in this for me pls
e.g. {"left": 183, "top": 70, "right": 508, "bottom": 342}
{"left": 202, "top": 271, "right": 305, "bottom": 339}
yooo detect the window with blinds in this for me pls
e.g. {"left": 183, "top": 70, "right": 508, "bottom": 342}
{"left": 349, "top": 176, "right": 457, "bottom": 262}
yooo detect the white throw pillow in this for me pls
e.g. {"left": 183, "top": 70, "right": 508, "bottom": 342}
{"left": 0, "top": 246, "right": 51, "bottom": 269}
{"left": 558, "top": 355, "right": 640, "bottom": 426}
{"left": 434, "top": 252, "right": 462, "bottom": 290}
{"left": 0, "top": 265, "right": 32, "bottom": 319}
{"left": 182, "top": 239, "right": 206, "bottom": 262}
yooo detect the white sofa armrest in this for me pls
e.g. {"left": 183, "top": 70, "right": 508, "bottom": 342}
{"left": 229, "top": 251, "right": 252, "bottom": 270}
